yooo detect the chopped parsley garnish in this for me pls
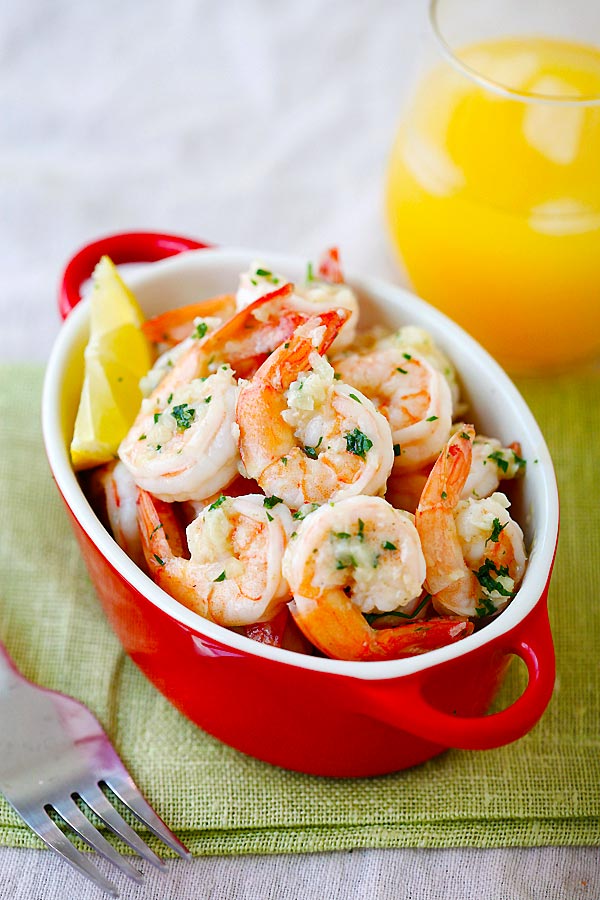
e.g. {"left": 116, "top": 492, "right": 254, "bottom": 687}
{"left": 349, "top": 393, "right": 362, "bottom": 403}
{"left": 304, "top": 446, "right": 318, "bottom": 459}
{"left": 475, "top": 596, "right": 497, "bottom": 618}
{"left": 284, "top": 342, "right": 290, "bottom": 349}
{"left": 396, "top": 367, "right": 408, "bottom": 374}
{"left": 336, "top": 554, "right": 357, "bottom": 570}
{"left": 306, "top": 261, "right": 314, "bottom": 282}
{"left": 333, "top": 372, "right": 342, "bottom": 380}
{"left": 488, "top": 450, "right": 509, "bottom": 473}
{"left": 167, "top": 393, "right": 173, "bottom": 404}
{"left": 486, "top": 517, "right": 507, "bottom": 545}
{"left": 150, "top": 523, "right": 163, "bottom": 538}
{"left": 264, "top": 496, "right": 283, "bottom": 509}
{"left": 441, "top": 491, "right": 447, "bottom": 500}
{"left": 357, "top": 518, "right": 365, "bottom": 541}
{"left": 364, "top": 593, "right": 432, "bottom": 625}
{"left": 153, "top": 413, "right": 161, "bottom": 423}
{"left": 171, "top": 403, "right": 195, "bottom": 431}
{"left": 208, "top": 495, "right": 227, "bottom": 511}
{"left": 292, "top": 503, "right": 319, "bottom": 520}
{"left": 474, "top": 558, "right": 512, "bottom": 596}
{"left": 459, "top": 431, "right": 472, "bottom": 440}
{"left": 282, "top": 457, "right": 288, "bottom": 466}
{"left": 426, "top": 415, "right": 438, "bottom": 422}
{"left": 382, "top": 541, "right": 397, "bottom": 551}
{"left": 402, "top": 352, "right": 412, "bottom": 360}
{"left": 393, "top": 443, "right": 401, "bottom": 457}
{"left": 333, "top": 531, "right": 351, "bottom": 540}
{"left": 513, "top": 450, "right": 527, "bottom": 468}
{"left": 138, "top": 433, "right": 147, "bottom": 441}
{"left": 345, "top": 428, "right": 373, "bottom": 459}
{"left": 205, "top": 396, "right": 212, "bottom": 403}
{"left": 255, "top": 268, "right": 272, "bottom": 277}
{"left": 153, "top": 554, "right": 165, "bottom": 567}
{"left": 193, "top": 321, "right": 208, "bottom": 340}
{"left": 266, "top": 512, "right": 273, "bottom": 522}
{"left": 213, "top": 571, "right": 226, "bottom": 582}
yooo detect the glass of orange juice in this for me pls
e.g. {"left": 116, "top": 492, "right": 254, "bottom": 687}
{"left": 386, "top": 0, "right": 600, "bottom": 372}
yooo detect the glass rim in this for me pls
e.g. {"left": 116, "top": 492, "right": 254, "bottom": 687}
{"left": 428, "top": 0, "right": 600, "bottom": 106}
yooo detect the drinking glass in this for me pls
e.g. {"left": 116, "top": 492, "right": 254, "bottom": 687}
{"left": 386, "top": 0, "right": 600, "bottom": 372}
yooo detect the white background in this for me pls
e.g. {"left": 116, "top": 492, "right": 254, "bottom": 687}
{"left": 1, "top": 0, "right": 598, "bottom": 896}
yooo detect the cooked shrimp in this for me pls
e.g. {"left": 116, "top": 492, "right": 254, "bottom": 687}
{"left": 137, "top": 489, "right": 294, "bottom": 626}
{"left": 386, "top": 435, "right": 525, "bottom": 511}
{"left": 462, "top": 435, "right": 526, "bottom": 500}
{"left": 378, "top": 325, "right": 464, "bottom": 412}
{"left": 236, "top": 249, "right": 359, "bottom": 350}
{"left": 333, "top": 345, "right": 453, "bottom": 472}
{"left": 282, "top": 496, "right": 472, "bottom": 661}
{"left": 120, "top": 286, "right": 315, "bottom": 501}
{"left": 416, "top": 426, "right": 527, "bottom": 618}
{"left": 142, "top": 294, "right": 236, "bottom": 346}
{"left": 139, "top": 316, "right": 223, "bottom": 397}
{"left": 203, "top": 283, "right": 310, "bottom": 379}
{"left": 119, "top": 341, "right": 240, "bottom": 502}
{"left": 454, "top": 491, "right": 527, "bottom": 617}
{"left": 86, "top": 460, "right": 145, "bottom": 569}
{"left": 237, "top": 311, "right": 394, "bottom": 509}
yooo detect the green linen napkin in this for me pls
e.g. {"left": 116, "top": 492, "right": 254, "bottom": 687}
{"left": 0, "top": 363, "right": 598, "bottom": 855}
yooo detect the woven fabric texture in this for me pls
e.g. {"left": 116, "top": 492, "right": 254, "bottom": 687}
{"left": 0, "top": 364, "right": 598, "bottom": 855}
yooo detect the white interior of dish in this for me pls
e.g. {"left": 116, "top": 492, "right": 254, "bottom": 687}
{"left": 42, "top": 248, "right": 559, "bottom": 681}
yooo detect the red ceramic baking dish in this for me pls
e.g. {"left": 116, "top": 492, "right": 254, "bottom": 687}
{"left": 42, "top": 231, "right": 559, "bottom": 777}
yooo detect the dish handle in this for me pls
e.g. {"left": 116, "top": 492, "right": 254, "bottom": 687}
{"left": 58, "top": 231, "right": 212, "bottom": 320}
{"left": 359, "top": 596, "right": 555, "bottom": 750}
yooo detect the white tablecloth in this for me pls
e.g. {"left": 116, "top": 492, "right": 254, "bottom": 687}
{"left": 1, "top": 0, "right": 598, "bottom": 896}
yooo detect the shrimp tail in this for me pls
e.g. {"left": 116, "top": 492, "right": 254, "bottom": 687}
{"left": 136, "top": 488, "right": 188, "bottom": 578}
{"left": 291, "top": 590, "right": 472, "bottom": 662}
{"left": 142, "top": 294, "right": 236, "bottom": 345}
{"left": 200, "top": 283, "right": 319, "bottom": 379}
{"left": 368, "top": 616, "right": 474, "bottom": 660}
{"left": 318, "top": 247, "right": 344, "bottom": 284}
{"left": 256, "top": 308, "right": 350, "bottom": 392}
{"left": 418, "top": 425, "right": 475, "bottom": 513}
{"left": 416, "top": 425, "right": 482, "bottom": 615}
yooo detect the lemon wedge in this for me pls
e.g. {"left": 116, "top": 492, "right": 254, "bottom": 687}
{"left": 70, "top": 256, "right": 152, "bottom": 470}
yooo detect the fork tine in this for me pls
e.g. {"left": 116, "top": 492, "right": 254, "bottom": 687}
{"left": 103, "top": 775, "right": 190, "bottom": 858}
{"left": 79, "top": 784, "right": 167, "bottom": 870}
{"left": 52, "top": 797, "right": 144, "bottom": 883}
{"left": 25, "top": 808, "right": 119, "bottom": 896}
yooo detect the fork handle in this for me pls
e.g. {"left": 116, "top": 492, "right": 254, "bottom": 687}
{"left": 0, "top": 640, "right": 22, "bottom": 691}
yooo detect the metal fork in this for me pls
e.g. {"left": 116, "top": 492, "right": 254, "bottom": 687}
{"left": 0, "top": 639, "right": 190, "bottom": 896}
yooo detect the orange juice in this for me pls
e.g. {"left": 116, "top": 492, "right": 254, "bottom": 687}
{"left": 386, "top": 38, "right": 600, "bottom": 371}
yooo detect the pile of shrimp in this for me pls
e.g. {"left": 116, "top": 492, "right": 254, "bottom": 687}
{"left": 83, "top": 248, "right": 528, "bottom": 662}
